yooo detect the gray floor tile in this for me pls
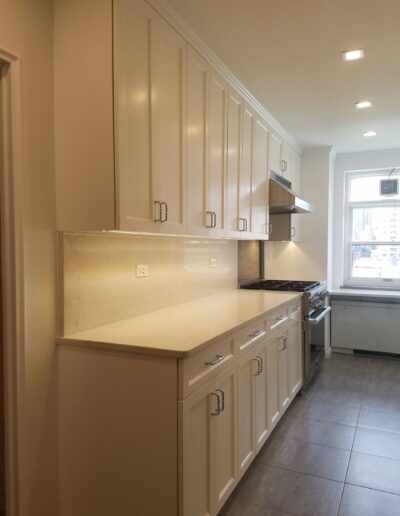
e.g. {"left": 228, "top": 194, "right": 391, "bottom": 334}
{"left": 358, "top": 408, "right": 400, "bottom": 434}
{"left": 303, "top": 399, "right": 360, "bottom": 426}
{"left": 311, "top": 384, "right": 362, "bottom": 407}
{"left": 339, "top": 484, "right": 400, "bottom": 516}
{"left": 259, "top": 467, "right": 343, "bottom": 516}
{"left": 361, "top": 392, "right": 400, "bottom": 414}
{"left": 347, "top": 452, "right": 400, "bottom": 495}
{"left": 288, "top": 417, "right": 356, "bottom": 450}
{"left": 274, "top": 438, "right": 350, "bottom": 481}
{"left": 353, "top": 427, "right": 400, "bottom": 460}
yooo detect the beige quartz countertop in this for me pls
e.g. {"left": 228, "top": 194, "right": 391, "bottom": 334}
{"left": 58, "top": 289, "right": 302, "bottom": 358}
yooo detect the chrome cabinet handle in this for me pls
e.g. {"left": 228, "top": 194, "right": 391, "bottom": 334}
{"left": 153, "top": 200, "right": 162, "bottom": 222}
{"left": 275, "top": 315, "right": 286, "bottom": 322}
{"left": 206, "top": 210, "right": 214, "bottom": 228}
{"left": 252, "top": 357, "right": 261, "bottom": 375}
{"left": 278, "top": 335, "right": 287, "bottom": 351}
{"left": 267, "top": 222, "right": 272, "bottom": 235}
{"left": 210, "top": 392, "right": 221, "bottom": 416}
{"left": 281, "top": 159, "right": 287, "bottom": 172}
{"left": 248, "top": 329, "right": 263, "bottom": 338}
{"left": 212, "top": 212, "right": 217, "bottom": 228}
{"left": 216, "top": 389, "right": 225, "bottom": 412}
{"left": 160, "top": 202, "right": 168, "bottom": 223}
{"left": 255, "top": 356, "right": 263, "bottom": 374}
{"left": 291, "top": 226, "right": 296, "bottom": 238}
{"left": 205, "top": 354, "right": 224, "bottom": 366}
{"left": 239, "top": 217, "right": 247, "bottom": 231}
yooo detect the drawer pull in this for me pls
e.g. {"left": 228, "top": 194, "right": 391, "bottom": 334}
{"left": 210, "top": 392, "right": 221, "bottom": 416}
{"left": 275, "top": 315, "right": 286, "bottom": 321}
{"left": 252, "top": 357, "right": 261, "bottom": 376}
{"left": 205, "top": 354, "right": 225, "bottom": 366}
{"left": 216, "top": 389, "right": 225, "bottom": 412}
{"left": 255, "top": 355, "right": 263, "bottom": 373}
{"left": 278, "top": 335, "right": 287, "bottom": 351}
{"left": 248, "top": 329, "right": 264, "bottom": 339}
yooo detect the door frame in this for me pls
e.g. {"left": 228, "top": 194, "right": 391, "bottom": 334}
{"left": 0, "top": 47, "right": 27, "bottom": 516}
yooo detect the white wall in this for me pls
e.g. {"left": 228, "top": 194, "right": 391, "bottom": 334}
{"left": 265, "top": 147, "right": 333, "bottom": 283}
{"left": 332, "top": 148, "right": 400, "bottom": 288}
{"left": 0, "top": 1, "right": 57, "bottom": 515}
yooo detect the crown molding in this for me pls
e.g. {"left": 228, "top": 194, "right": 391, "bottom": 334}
{"left": 146, "top": 0, "right": 303, "bottom": 154}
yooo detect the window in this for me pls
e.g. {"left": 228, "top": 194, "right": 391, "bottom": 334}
{"left": 344, "top": 170, "right": 400, "bottom": 288}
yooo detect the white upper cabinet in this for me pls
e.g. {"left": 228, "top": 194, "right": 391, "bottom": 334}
{"left": 268, "top": 132, "right": 283, "bottom": 177}
{"left": 207, "top": 71, "right": 228, "bottom": 237}
{"left": 251, "top": 118, "right": 269, "bottom": 238}
{"left": 115, "top": 0, "right": 186, "bottom": 234}
{"left": 186, "top": 48, "right": 210, "bottom": 236}
{"left": 239, "top": 104, "right": 255, "bottom": 235}
{"left": 226, "top": 88, "right": 243, "bottom": 237}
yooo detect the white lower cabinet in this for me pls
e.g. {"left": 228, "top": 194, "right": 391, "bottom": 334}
{"left": 180, "top": 363, "right": 237, "bottom": 516}
{"left": 181, "top": 310, "right": 303, "bottom": 516}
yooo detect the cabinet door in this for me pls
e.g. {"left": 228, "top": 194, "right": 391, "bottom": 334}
{"left": 213, "top": 364, "right": 237, "bottom": 514}
{"left": 266, "top": 337, "right": 280, "bottom": 429}
{"left": 268, "top": 133, "right": 283, "bottom": 176}
{"left": 226, "top": 88, "right": 242, "bottom": 236}
{"left": 115, "top": 0, "right": 158, "bottom": 232}
{"left": 151, "top": 15, "right": 186, "bottom": 234}
{"left": 236, "top": 352, "right": 256, "bottom": 477}
{"left": 186, "top": 47, "right": 209, "bottom": 236}
{"left": 207, "top": 71, "right": 227, "bottom": 237}
{"left": 239, "top": 104, "right": 254, "bottom": 235}
{"left": 288, "top": 321, "right": 303, "bottom": 397}
{"left": 254, "top": 341, "right": 269, "bottom": 452}
{"left": 278, "top": 333, "right": 291, "bottom": 412}
{"left": 181, "top": 383, "right": 213, "bottom": 516}
{"left": 251, "top": 118, "right": 269, "bottom": 238}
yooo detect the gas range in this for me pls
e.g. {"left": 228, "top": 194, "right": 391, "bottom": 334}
{"left": 240, "top": 279, "right": 320, "bottom": 293}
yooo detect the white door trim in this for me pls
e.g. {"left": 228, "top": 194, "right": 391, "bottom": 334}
{"left": 0, "top": 47, "right": 27, "bottom": 516}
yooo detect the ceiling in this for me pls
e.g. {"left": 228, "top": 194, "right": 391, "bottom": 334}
{"left": 165, "top": 0, "right": 400, "bottom": 153}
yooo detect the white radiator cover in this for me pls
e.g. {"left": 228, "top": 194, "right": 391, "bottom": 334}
{"left": 331, "top": 299, "right": 400, "bottom": 354}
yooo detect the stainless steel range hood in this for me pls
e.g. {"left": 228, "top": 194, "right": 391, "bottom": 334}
{"left": 269, "top": 171, "right": 313, "bottom": 214}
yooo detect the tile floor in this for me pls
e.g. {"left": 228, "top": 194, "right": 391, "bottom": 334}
{"left": 220, "top": 353, "right": 400, "bottom": 516}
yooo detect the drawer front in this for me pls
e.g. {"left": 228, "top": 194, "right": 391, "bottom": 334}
{"left": 179, "top": 337, "right": 235, "bottom": 399}
{"left": 268, "top": 307, "right": 289, "bottom": 333}
{"left": 288, "top": 301, "right": 302, "bottom": 322}
{"left": 235, "top": 318, "right": 267, "bottom": 356}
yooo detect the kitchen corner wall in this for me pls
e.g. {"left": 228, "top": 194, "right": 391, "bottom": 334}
{"left": 264, "top": 147, "right": 334, "bottom": 283}
{"left": 62, "top": 233, "right": 238, "bottom": 334}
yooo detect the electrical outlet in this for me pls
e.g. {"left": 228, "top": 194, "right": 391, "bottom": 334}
{"left": 209, "top": 258, "right": 217, "bottom": 269}
{"left": 136, "top": 264, "right": 148, "bottom": 278}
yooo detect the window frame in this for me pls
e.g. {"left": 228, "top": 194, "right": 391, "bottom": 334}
{"left": 343, "top": 169, "right": 400, "bottom": 289}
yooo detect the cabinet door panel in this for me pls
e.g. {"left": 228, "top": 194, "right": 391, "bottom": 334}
{"left": 278, "top": 334, "right": 290, "bottom": 412}
{"left": 240, "top": 105, "right": 254, "bottom": 234}
{"left": 291, "top": 151, "right": 301, "bottom": 242}
{"left": 226, "top": 90, "right": 242, "bottom": 235}
{"left": 254, "top": 342, "right": 269, "bottom": 451}
{"left": 237, "top": 353, "right": 256, "bottom": 477}
{"left": 288, "top": 321, "right": 303, "bottom": 397}
{"left": 268, "top": 133, "right": 282, "bottom": 176}
{"left": 181, "top": 383, "right": 213, "bottom": 516}
{"left": 213, "top": 365, "right": 237, "bottom": 513}
{"left": 208, "top": 71, "right": 227, "bottom": 236}
{"left": 151, "top": 16, "right": 186, "bottom": 234}
{"left": 266, "top": 338, "right": 280, "bottom": 429}
{"left": 115, "top": 0, "right": 158, "bottom": 232}
{"left": 251, "top": 118, "right": 269, "bottom": 238}
{"left": 186, "top": 48, "right": 209, "bottom": 236}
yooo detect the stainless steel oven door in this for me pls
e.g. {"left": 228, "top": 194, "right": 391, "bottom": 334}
{"left": 304, "top": 306, "right": 331, "bottom": 384}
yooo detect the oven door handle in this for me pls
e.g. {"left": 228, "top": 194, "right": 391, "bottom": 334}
{"left": 308, "top": 306, "right": 331, "bottom": 325}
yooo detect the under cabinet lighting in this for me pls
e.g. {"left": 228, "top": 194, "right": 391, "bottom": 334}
{"left": 342, "top": 49, "right": 365, "bottom": 61}
{"left": 355, "top": 100, "right": 372, "bottom": 109}
{"left": 363, "top": 131, "right": 376, "bottom": 137}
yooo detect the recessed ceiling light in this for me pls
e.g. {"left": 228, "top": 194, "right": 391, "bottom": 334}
{"left": 342, "top": 49, "right": 365, "bottom": 61}
{"left": 355, "top": 100, "right": 372, "bottom": 109}
{"left": 363, "top": 131, "right": 376, "bottom": 137}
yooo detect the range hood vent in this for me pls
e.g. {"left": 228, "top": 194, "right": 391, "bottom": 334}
{"left": 269, "top": 170, "right": 313, "bottom": 214}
